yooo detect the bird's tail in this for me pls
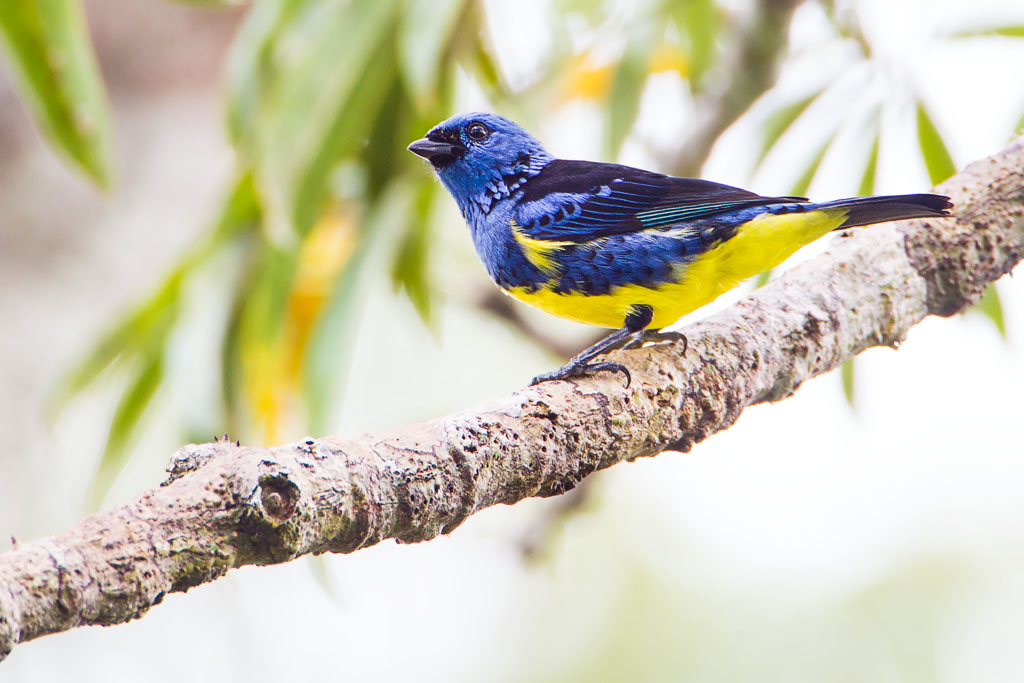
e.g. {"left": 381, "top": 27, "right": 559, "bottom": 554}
{"left": 815, "top": 194, "right": 953, "bottom": 230}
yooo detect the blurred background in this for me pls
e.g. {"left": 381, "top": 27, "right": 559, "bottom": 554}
{"left": 1, "top": 0, "right": 1023, "bottom": 680}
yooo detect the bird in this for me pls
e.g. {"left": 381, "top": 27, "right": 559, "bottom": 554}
{"left": 408, "top": 113, "right": 952, "bottom": 387}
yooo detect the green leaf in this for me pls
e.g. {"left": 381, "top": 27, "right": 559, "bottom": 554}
{"left": 841, "top": 358, "right": 855, "bottom": 407}
{"left": 168, "top": 0, "right": 245, "bottom": 5}
{"left": 398, "top": 0, "right": 467, "bottom": 108}
{"left": 306, "top": 556, "right": 343, "bottom": 602}
{"left": 303, "top": 182, "right": 410, "bottom": 433}
{"left": 226, "top": 236, "right": 298, "bottom": 433}
{"left": 466, "top": 31, "right": 503, "bottom": 95}
{"left": 239, "top": 242, "right": 299, "bottom": 345}
{"left": 89, "top": 351, "right": 164, "bottom": 508}
{"left": 360, "top": 79, "right": 405, "bottom": 205}
{"left": 753, "top": 269, "right": 773, "bottom": 289}
{"left": 57, "top": 174, "right": 259, "bottom": 406}
{"left": 606, "top": 32, "right": 651, "bottom": 158}
{"left": 296, "top": 39, "right": 399, "bottom": 235}
{"left": 952, "top": 25, "right": 1024, "bottom": 38}
{"left": 671, "top": 0, "right": 720, "bottom": 84}
{"left": 790, "top": 131, "right": 837, "bottom": 196}
{"left": 916, "top": 102, "right": 956, "bottom": 185}
{"left": 555, "top": 0, "right": 609, "bottom": 22}
{"left": 392, "top": 183, "right": 436, "bottom": 324}
{"left": 220, "top": 252, "right": 255, "bottom": 436}
{"left": 227, "top": 0, "right": 402, "bottom": 236}
{"left": 755, "top": 92, "right": 821, "bottom": 168}
{"left": 59, "top": 271, "right": 182, "bottom": 403}
{"left": 0, "top": 0, "right": 114, "bottom": 187}
{"left": 858, "top": 127, "right": 880, "bottom": 196}
{"left": 972, "top": 282, "right": 1006, "bottom": 338}
{"left": 989, "top": 26, "right": 1024, "bottom": 37}
{"left": 224, "top": 0, "right": 306, "bottom": 146}
{"left": 206, "top": 172, "right": 263, "bottom": 247}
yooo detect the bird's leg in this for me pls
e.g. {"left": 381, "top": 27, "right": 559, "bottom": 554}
{"left": 530, "top": 305, "right": 653, "bottom": 387}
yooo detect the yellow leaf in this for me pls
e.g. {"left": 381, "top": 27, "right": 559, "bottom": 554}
{"left": 561, "top": 53, "right": 613, "bottom": 101}
{"left": 647, "top": 43, "right": 688, "bottom": 76}
{"left": 241, "top": 204, "right": 358, "bottom": 443}
{"left": 285, "top": 205, "right": 359, "bottom": 381}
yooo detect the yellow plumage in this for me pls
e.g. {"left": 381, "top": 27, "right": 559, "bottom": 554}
{"left": 504, "top": 208, "right": 848, "bottom": 329}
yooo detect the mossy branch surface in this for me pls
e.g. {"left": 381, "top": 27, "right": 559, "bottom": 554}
{"left": 1, "top": 138, "right": 1022, "bottom": 660}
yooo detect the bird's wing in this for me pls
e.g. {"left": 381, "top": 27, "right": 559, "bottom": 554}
{"left": 514, "top": 159, "right": 806, "bottom": 243}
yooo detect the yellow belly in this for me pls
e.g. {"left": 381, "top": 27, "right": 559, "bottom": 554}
{"left": 505, "top": 209, "right": 847, "bottom": 329}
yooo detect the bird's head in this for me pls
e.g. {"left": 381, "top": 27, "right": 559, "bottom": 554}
{"left": 408, "top": 113, "right": 552, "bottom": 213}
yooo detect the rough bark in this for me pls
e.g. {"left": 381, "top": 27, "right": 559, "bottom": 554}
{"left": 1, "top": 137, "right": 1022, "bottom": 660}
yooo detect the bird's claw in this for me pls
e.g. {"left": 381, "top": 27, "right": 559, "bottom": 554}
{"left": 633, "top": 329, "right": 688, "bottom": 355}
{"left": 530, "top": 361, "right": 632, "bottom": 388}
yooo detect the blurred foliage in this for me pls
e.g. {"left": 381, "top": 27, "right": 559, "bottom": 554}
{"left": 916, "top": 103, "right": 956, "bottom": 185}
{"left": 0, "top": 0, "right": 1018, "bottom": 501}
{"left": 0, "top": 0, "right": 113, "bottom": 187}
{"left": 973, "top": 282, "right": 1007, "bottom": 339}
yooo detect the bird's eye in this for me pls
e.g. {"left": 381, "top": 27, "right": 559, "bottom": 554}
{"left": 466, "top": 122, "right": 490, "bottom": 141}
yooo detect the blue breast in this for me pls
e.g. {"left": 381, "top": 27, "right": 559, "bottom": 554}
{"left": 466, "top": 201, "right": 550, "bottom": 291}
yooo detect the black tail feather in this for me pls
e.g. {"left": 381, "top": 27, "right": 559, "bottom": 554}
{"left": 817, "top": 193, "right": 953, "bottom": 229}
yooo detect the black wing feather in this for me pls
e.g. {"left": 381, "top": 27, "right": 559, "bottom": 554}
{"left": 516, "top": 159, "right": 806, "bottom": 242}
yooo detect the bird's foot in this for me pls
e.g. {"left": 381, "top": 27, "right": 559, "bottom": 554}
{"left": 631, "top": 329, "right": 688, "bottom": 355}
{"left": 529, "top": 360, "right": 632, "bottom": 388}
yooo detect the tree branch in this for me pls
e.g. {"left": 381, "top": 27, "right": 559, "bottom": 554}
{"left": 1, "top": 138, "right": 1022, "bottom": 660}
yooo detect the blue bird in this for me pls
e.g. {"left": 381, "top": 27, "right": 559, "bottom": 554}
{"left": 408, "top": 113, "right": 952, "bottom": 386}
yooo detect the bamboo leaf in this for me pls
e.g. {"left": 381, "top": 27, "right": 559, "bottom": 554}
{"left": 0, "top": 0, "right": 114, "bottom": 187}
{"left": 220, "top": 247, "right": 257, "bottom": 437}
{"left": 790, "top": 132, "right": 837, "bottom": 196}
{"left": 57, "top": 174, "right": 259, "bottom": 406}
{"left": 951, "top": 25, "right": 1024, "bottom": 38}
{"left": 233, "top": 239, "right": 300, "bottom": 443}
{"left": 290, "top": 36, "right": 398, "bottom": 236}
{"left": 841, "top": 358, "right": 855, "bottom": 407}
{"left": 858, "top": 127, "right": 880, "bottom": 196}
{"left": 607, "top": 32, "right": 651, "bottom": 158}
{"left": 398, "top": 0, "right": 467, "bottom": 109}
{"left": 306, "top": 556, "right": 343, "bottom": 602}
{"left": 556, "top": 0, "right": 609, "bottom": 21}
{"left": 303, "top": 183, "right": 410, "bottom": 433}
{"left": 972, "top": 282, "right": 1006, "bottom": 338}
{"left": 207, "top": 172, "right": 263, "bottom": 247}
{"left": 916, "top": 102, "right": 956, "bottom": 184}
{"left": 467, "top": 32, "right": 502, "bottom": 94}
{"left": 169, "top": 0, "right": 245, "bottom": 6}
{"left": 89, "top": 352, "right": 164, "bottom": 507}
{"left": 240, "top": 244, "right": 298, "bottom": 349}
{"left": 671, "top": 0, "right": 720, "bottom": 84}
{"left": 224, "top": 0, "right": 304, "bottom": 146}
{"left": 59, "top": 271, "right": 183, "bottom": 402}
{"left": 756, "top": 92, "right": 821, "bottom": 168}
{"left": 227, "top": 0, "right": 402, "bottom": 236}
{"left": 391, "top": 183, "right": 436, "bottom": 324}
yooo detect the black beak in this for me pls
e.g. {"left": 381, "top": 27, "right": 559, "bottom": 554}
{"left": 407, "top": 138, "right": 464, "bottom": 164}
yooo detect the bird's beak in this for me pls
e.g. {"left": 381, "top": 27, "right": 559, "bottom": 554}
{"left": 407, "top": 138, "right": 464, "bottom": 163}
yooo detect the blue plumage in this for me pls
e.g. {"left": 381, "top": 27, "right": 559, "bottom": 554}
{"left": 408, "top": 112, "right": 952, "bottom": 385}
